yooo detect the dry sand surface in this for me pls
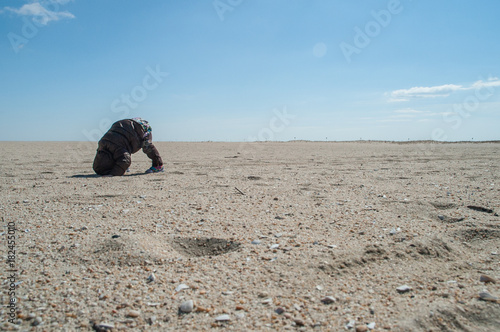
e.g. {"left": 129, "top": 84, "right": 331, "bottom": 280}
{"left": 1, "top": 141, "right": 500, "bottom": 331}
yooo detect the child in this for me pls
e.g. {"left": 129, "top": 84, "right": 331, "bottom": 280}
{"left": 92, "top": 118, "right": 163, "bottom": 176}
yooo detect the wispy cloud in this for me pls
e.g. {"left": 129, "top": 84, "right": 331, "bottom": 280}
{"left": 389, "top": 77, "right": 500, "bottom": 102}
{"left": 390, "top": 84, "right": 464, "bottom": 101}
{"left": 4, "top": 1, "right": 75, "bottom": 25}
{"left": 471, "top": 77, "right": 500, "bottom": 89}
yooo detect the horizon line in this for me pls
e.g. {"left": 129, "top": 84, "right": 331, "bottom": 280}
{"left": 1, "top": 140, "right": 499, "bottom": 144}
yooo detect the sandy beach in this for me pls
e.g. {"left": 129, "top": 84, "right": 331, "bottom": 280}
{"left": 1, "top": 141, "right": 499, "bottom": 331}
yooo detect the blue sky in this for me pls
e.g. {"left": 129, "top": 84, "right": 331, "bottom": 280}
{"left": 1, "top": 0, "right": 499, "bottom": 141}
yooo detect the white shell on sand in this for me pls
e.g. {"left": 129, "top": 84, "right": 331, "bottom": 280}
{"left": 179, "top": 300, "right": 194, "bottom": 313}
{"left": 215, "top": 314, "right": 230, "bottom": 321}
{"left": 175, "top": 283, "right": 190, "bottom": 292}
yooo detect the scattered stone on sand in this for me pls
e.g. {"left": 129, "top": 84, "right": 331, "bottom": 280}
{"left": 175, "top": 283, "right": 190, "bottom": 292}
{"left": 148, "top": 316, "right": 157, "bottom": 325}
{"left": 32, "top": 317, "right": 42, "bottom": 326}
{"left": 345, "top": 320, "right": 356, "bottom": 329}
{"left": 179, "top": 300, "right": 194, "bottom": 313}
{"left": 275, "top": 307, "right": 285, "bottom": 314}
{"left": 397, "top": 285, "right": 412, "bottom": 293}
{"left": 251, "top": 240, "right": 261, "bottom": 245}
{"left": 258, "top": 291, "right": 269, "bottom": 298}
{"left": 321, "top": 296, "right": 336, "bottom": 304}
{"left": 126, "top": 310, "right": 140, "bottom": 318}
{"left": 356, "top": 325, "right": 369, "bottom": 332}
{"left": 480, "top": 275, "right": 497, "bottom": 284}
{"left": 479, "top": 292, "right": 499, "bottom": 303}
{"left": 147, "top": 273, "right": 156, "bottom": 283}
{"left": 93, "top": 322, "right": 114, "bottom": 331}
{"left": 261, "top": 298, "right": 273, "bottom": 305}
{"left": 215, "top": 314, "right": 230, "bottom": 322}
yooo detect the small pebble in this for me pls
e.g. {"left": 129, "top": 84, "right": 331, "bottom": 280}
{"left": 32, "top": 317, "right": 42, "bottom": 326}
{"left": 94, "top": 322, "right": 114, "bottom": 330}
{"left": 261, "top": 298, "right": 273, "bottom": 304}
{"left": 367, "top": 322, "right": 376, "bottom": 330}
{"left": 147, "top": 273, "right": 156, "bottom": 283}
{"left": 397, "top": 285, "right": 412, "bottom": 293}
{"left": 275, "top": 307, "right": 285, "bottom": 315}
{"left": 479, "top": 292, "right": 499, "bottom": 302}
{"left": 480, "top": 275, "right": 496, "bottom": 284}
{"left": 356, "top": 326, "right": 368, "bottom": 332}
{"left": 251, "top": 240, "right": 261, "bottom": 245}
{"left": 270, "top": 244, "right": 279, "bottom": 250}
{"left": 111, "top": 235, "right": 120, "bottom": 239}
{"left": 179, "top": 300, "right": 194, "bottom": 313}
{"left": 215, "top": 314, "right": 230, "bottom": 321}
{"left": 148, "top": 316, "right": 157, "bottom": 325}
{"left": 126, "top": 310, "right": 140, "bottom": 318}
{"left": 321, "top": 296, "right": 336, "bottom": 304}
{"left": 258, "top": 291, "right": 269, "bottom": 298}
{"left": 235, "top": 312, "right": 245, "bottom": 319}
{"left": 175, "top": 283, "right": 189, "bottom": 292}
{"left": 345, "top": 320, "right": 356, "bottom": 329}
{"left": 294, "top": 319, "right": 305, "bottom": 326}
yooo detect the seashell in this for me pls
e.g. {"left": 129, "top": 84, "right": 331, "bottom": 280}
{"left": 215, "top": 314, "right": 230, "bottom": 321}
{"left": 175, "top": 283, "right": 189, "bottom": 292}
{"left": 179, "top": 300, "right": 194, "bottom": 313}
{"left": 321, "top": 296, "right": 336, "bottom": 304}
{"left": 396, "top": 285, "right": 412, "bottom": 293}
{"left": 479, "top": 292, "right": 499, "bottom": 302}
{"left": 479, "top": 275, "right": 497, "bottom": 284}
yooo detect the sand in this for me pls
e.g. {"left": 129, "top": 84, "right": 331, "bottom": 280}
{"left": 1, "top": 141, "right": 499, "bottom": 331}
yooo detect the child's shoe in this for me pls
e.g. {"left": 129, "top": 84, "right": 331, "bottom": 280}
{"left": 146, "top": 166, "right": 164, "bottom": 174}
